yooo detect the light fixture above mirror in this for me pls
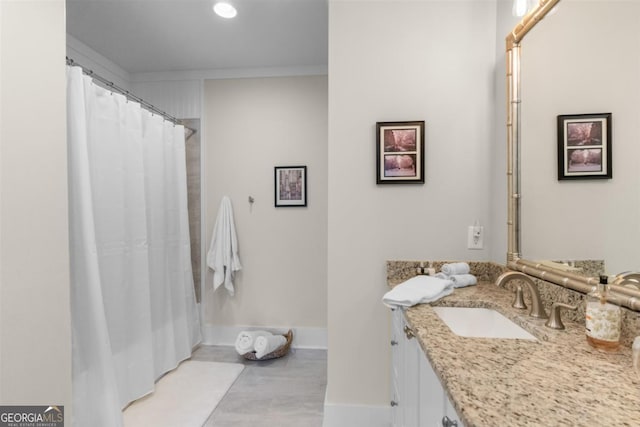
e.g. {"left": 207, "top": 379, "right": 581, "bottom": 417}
{"left": 213, "top": 2, "right": 237, "bottom": 19}
{"left": 512, "top": 0, "right": 536, "bottom": 17}
{"left": 512, "top": 0, "right": 558, "bottom": 18}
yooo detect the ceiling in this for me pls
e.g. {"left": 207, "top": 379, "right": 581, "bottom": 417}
{"left": 66, "top": 0, "right": 328, "bottom": 74}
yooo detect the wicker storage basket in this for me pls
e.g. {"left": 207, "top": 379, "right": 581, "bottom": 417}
{"left": 243, "top": 329, "right": 293, "bottom": 361}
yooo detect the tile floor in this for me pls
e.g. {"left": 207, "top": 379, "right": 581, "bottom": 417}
{"left": 191, "top": 345, "right": 327, "bottom": 427}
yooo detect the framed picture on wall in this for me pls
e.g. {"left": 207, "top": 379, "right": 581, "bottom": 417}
{"left": 274, "top": 166, "right": 307, "bottom": 207}
{"left": 376, "top": 121, "right": 425, "bottom": 184}
{"left": 557, "top": 113, "right": 612, "bottom": 180}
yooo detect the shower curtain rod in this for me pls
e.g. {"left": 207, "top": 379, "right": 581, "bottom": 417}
{"left": 66, "top": 56, "right": 196, "bottom": 136}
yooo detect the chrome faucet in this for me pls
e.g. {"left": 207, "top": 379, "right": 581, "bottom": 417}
{"left": 496, "top": 271, "right": 548, "bottom": 319}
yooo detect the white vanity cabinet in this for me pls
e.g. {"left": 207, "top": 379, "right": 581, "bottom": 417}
{"left": 419, "top": 353, "right": 464, "bottom": 427}
{"left": 443, "top": 395, "right": 463, "bottom": 427}
{"left": 391, "top": 307, "right": 420, "bottom": 426}
{"left": 417, "top": 347, "right": 444, "bottom": 426}
{"left": 390, "top": 308, "right": 465, "bottom": 427}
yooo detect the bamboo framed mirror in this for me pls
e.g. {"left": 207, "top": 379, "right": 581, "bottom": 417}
{"left": 505, "top": 0, "right": 640, "bottom": 311}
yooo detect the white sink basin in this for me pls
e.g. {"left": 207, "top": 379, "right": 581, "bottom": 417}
{"left": 432, "top": 307, "right": 537, "bottom": 340}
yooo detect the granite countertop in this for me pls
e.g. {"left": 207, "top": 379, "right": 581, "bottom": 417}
{"left": 403, "top": 281, "right": 640, "bottom": 427}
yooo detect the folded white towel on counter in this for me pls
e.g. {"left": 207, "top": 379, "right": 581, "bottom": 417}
{"left": 441, "top": 262, "right": 470, "bottom": 276}
{"left": 234, "top": 330, "right": 272, "bottom": 355}
{"left": 382, "top": 275, "right": 454, "bottom": 308}
{"left": 254, "top": 334, "right": 287, "bottom": 359}
{"left": 450, "top": 274, "right": 477, "bottom": 288}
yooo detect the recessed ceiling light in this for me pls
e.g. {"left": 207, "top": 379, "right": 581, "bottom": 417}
{"left": 213, "top": 2, "right": 237, "bottom": 19}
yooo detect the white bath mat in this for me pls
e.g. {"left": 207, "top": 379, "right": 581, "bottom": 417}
{"left": 123, "top": 360, "right": 244, "bottom": 427}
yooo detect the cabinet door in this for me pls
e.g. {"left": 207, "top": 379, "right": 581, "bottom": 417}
{"left": 390, "top": 308, "right": 421, "bottom": 427}
{"left": 418, "top": 350, "right": 445, "bottom": 427}
{"left": 390, "top": 308, "right": 403, "bottom": 427}
{"left": 391, "top": 309, "right": 466, "bottom": 427}
{"left": 403, "top": 335, "right": 420, "bottom": 427}
{"left": 443, "top": 395, "right": 465, "bottom": 427}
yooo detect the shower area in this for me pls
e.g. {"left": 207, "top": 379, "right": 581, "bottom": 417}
{"left": 67, "top": 64, "right": 203, "bottom": 426}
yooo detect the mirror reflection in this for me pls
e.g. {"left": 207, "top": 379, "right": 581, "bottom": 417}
{"left": 520, "top": 0, "right": 640, "bottom": 276}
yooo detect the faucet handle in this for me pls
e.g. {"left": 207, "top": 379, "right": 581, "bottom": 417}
{"left": 512, "top": 284, "right": 527, "bottom": 309}
{"left": 545, "top": 302, "right": 578, "bottom": 330}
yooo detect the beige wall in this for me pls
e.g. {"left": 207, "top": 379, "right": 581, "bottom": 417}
{"left": 203, "top": 76, "right": 328, "bottom": 330}
{"left": 327, "top": 0, "right": 497, "bottom": 416}
{"left": 0, "top": 0, "right": 71, "bottom": 416}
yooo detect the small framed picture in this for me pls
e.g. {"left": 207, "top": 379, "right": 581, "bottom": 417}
{"left": 557, "top": 113, "right": 612, "bottom": 180}
{"left": 274, "top": 166, "right": 307, "bottom": 207}
{"left": 376, "top": 121, "right": 425, "bottom": 184}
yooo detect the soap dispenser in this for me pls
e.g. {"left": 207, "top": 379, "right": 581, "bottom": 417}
{"left": 585, "top": 275, "right": 621, "bottom": 352}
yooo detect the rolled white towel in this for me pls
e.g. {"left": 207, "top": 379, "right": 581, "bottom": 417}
{"left": 441, "top": 262, "right": 470, "bottom": 276}
{"left": 450, "top": 274, "right": 477, "bottom": 288}
{"left": 382, "top": 275, "right": 454, "bottom": 308}
{"left": 235, "top": 330, "right": 272, "bottom": 355}
{"left": 254, "top": 334, "right": 287, "bottom": 359}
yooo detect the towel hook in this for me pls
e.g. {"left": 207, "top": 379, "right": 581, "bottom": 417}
{"left": 248, "top": 196, "right": 255, "bottom": 204}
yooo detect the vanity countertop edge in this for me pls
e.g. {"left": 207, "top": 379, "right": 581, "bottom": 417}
{"left": 399, "top": 281, "right": 640, "bottom": 427}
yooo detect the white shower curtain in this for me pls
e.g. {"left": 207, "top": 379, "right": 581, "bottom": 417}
{"left": 67, "top": 66, "right": 201, "bottom": 427}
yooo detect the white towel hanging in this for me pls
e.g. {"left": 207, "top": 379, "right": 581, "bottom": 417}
{"left": 206, "top": 196, "right": 242, "bottom": 296}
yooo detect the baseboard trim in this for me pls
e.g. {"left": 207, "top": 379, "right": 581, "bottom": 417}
{"left": 322, "top": 402, "right": 391, "bottom": 427}
{"left": 202, "top": 324, "right": 327, "bottom": 349}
